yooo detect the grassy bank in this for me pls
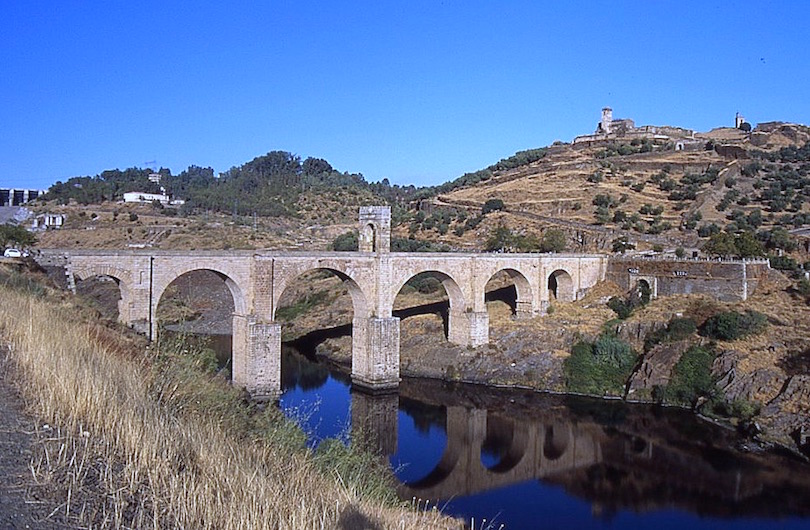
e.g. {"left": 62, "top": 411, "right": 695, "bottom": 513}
{"left": 0, "top": 264, "right": 457, "bottom": 529}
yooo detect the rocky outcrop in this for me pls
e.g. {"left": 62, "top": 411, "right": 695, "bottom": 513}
{"left": 761, "top": 375, "right": 810, "bottom": 446}
{"left": 627, "top": 340, "right": 691, "bottom": 396}
{"left": 714, "top": 349, "right": 787, "bottom": 404}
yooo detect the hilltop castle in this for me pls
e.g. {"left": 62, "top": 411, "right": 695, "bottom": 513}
{"left": 574, "top": 107, "right": 697, "bottom": 148}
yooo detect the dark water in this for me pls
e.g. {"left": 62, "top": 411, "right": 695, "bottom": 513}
{"left": 279, "top": 347, "right": 810, "bottom": 530}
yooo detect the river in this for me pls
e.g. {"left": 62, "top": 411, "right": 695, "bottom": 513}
{"left": 278, "top": 346, "right": 810, "bottom": 530}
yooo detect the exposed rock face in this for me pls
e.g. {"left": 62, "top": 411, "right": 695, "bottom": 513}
{"left": 762, "top": 375, "right": 810, "bottom": 445}
{"left": 714, "top": 350, "right": 787, "bottom": 404}
{"left": 627, "top": 340, "right": 691, "bottom": 395}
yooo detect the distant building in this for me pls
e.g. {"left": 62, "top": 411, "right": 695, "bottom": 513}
{"left": 122, "top": 191, "right": 184, "bottom": 206}
{"left": 0, "top": 188, "right": 46, "bottom": 206}
{"left": 32, "top": 213, "right": 65, "bottom": 230}
{"left": 596, "top": 107, "right": 635, "bottom": 135}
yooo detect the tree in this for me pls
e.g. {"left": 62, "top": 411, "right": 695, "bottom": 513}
{"left": 485, "top": 224, "right": 514, "bottom": 252}
{"left": 0, "top": 224, "right": 37, "bottom": 248}
{"left": 612, "top": 236, "right": 635, "bottom": 254}
{"left": 482, "top": 198, "right": 505, "bottom": 215}
{"left": 332, "top": 231, "right": 358, "bottom": 251}
{"left": 734, "top": 231, "right": 765, "bottom": 258}
{"left": 540, "top": 229, "right": 567, "bottom": 253}
{"left": 702, "top": 232, "right": 737, "bottom": 258}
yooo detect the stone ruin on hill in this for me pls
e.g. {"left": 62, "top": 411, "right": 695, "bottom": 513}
{"left": 574, "top": 107, "right": 701, "bottom": 150}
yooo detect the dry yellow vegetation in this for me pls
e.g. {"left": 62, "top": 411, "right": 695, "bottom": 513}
{"left": 0, "top": 265, "right": 459, "bottom": 529}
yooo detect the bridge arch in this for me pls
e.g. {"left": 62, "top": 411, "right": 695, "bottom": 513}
{"left": 391, "top": 270, "right": 469, "bottom": 347}
{"left": 72, "top": 265, "right": 132, "bottom": 322}
{"left": 153, "top": 267, "right": 247, "bottom": 318}
{"left": 151, "top": 266, "right": 250, "bottom": 385}
{"left": 483, "top": 268, "right": 534, "bottom": 317}
{"left": 548, "top": 269, "right": 575, "bottom": 302}
{"left": 272, "top": 267, "right": 369, "bottom": 321}
{"left": 390, "top": 270, "right": 467, "bottom": 314}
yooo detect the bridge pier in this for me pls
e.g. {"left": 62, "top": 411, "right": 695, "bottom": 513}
{"left": 448, "top": 310, "right": 489, "bottom": 347}
{"left": 351, "top": 317, "right": 400, "bottom": 390}
{"left": 232, "top": 315, "right": 281, "bottom": 400}
{"left": 350, "top": 389, "right": 398, "bottom": 455}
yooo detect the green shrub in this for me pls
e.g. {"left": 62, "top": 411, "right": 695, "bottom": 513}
{"left": 540, "top": 228, "right": 567, "bottom": 253}
{"left": 770, "top": 255, "right": 799, "bottom": 271}
{"left": 332, "top": 231, "right": 359, "bottom": 251}
{"left": 276, "top": 290, "right": 333, "bottom": 321}
{"left": 405, "top": 273, "right": 443, "bottom": 294}
{"left": 564, "top": 335, "right": 637, "bottom": 396}
{"left": 607, "top": 296, "right": 633, "bottom": 319}
{"left": 482, "top": 198, "right": 505, "bottom": 214}
{"left": 710, "top": 399, "right": 761, "bottom": 422}
{"left": 701, "top": 310, "right": 767, "bottom": 341}
{"left": 665, "top": 345, "right": 717, "bottom": 407}
{"left": 644, "top": 317, "right": 697, "bottom": 351}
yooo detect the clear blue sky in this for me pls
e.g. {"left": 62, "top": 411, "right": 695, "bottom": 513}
{"left": 2, "top": 1, "right": 808, "bottom": 190}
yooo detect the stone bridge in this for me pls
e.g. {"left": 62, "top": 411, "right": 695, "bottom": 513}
{"left": 38, "top": 207, "right": 608, "bottom": 397}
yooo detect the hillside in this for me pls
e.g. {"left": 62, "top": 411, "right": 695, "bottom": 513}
{"left": 402, "top": 122, "right": 810, "bottom": 261}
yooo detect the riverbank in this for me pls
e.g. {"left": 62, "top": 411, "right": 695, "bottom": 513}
{"left": 0, "top": 263, "right": 459, "bottom": 529}
{"left": 307, "top": 275, "right": 810, "bottom": 455}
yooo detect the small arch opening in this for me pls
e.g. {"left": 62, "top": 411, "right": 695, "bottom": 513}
{"left": 548, "top": 269, "right": 574, "bottom": 302}
{"left": 636, "top": 279, "right": 652, "bottom": 305}
{"left": 484, "top": 268, "right": 533, "bottom": 321}
{"left": 75, "top": 274, "right": 122, "bottom": 321}
{"left": 360, "top": 222, "right": 378, "bottom": 252}
{"left": 393, "top": 271, "right": 464, "bottom": 350}
{"left": 274, "top": 268, "right": 364, "bottom": 367}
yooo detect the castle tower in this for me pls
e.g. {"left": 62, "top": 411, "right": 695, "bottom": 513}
{"left": 600, "top": 107, "right": 613, "bottom": 134}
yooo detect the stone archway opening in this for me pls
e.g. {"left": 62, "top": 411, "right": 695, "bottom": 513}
{"left": 156, "top": 269, "right": 237, "bottom": 378}
{"left": 393, "top": 271, "right": 460, "bottom": 361}
{"left": 274, "top": 268, "right": 365, "bottom": 391}
{"left": 75, "top": 274, "right": 123, "bottom": 321}
{"left": 548, "top": 269, "right": 574, "bottom": 302}
{"left": 636, "top": 279, "right": 652, "bottom": 305}
{"left": 484, "top": 269, "right": 533, "bottom": 325}
{"left": 360, "top": 223, "right": 377, "bottom": 252}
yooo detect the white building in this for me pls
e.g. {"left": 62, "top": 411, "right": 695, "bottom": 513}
{"left": 123, "top": 192, "right": 170, "bottom": 205}
{"left": 32, "top": 213, "right": 65, "bottom": 230}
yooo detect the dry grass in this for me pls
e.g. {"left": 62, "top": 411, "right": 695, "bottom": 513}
{"left": 0, "top": 269, "right": 459, "bottom": 529}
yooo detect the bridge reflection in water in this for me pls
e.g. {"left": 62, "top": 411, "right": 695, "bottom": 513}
{"left": 281, "top": 349, "right": 810, "bottom": 526}
{"left": 350, "top": 387, "right": 604, "bottom": 501}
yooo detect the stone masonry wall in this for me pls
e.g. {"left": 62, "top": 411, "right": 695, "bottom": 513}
{"left": 607, "top": 258, "right": 770, "bottom": 302}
